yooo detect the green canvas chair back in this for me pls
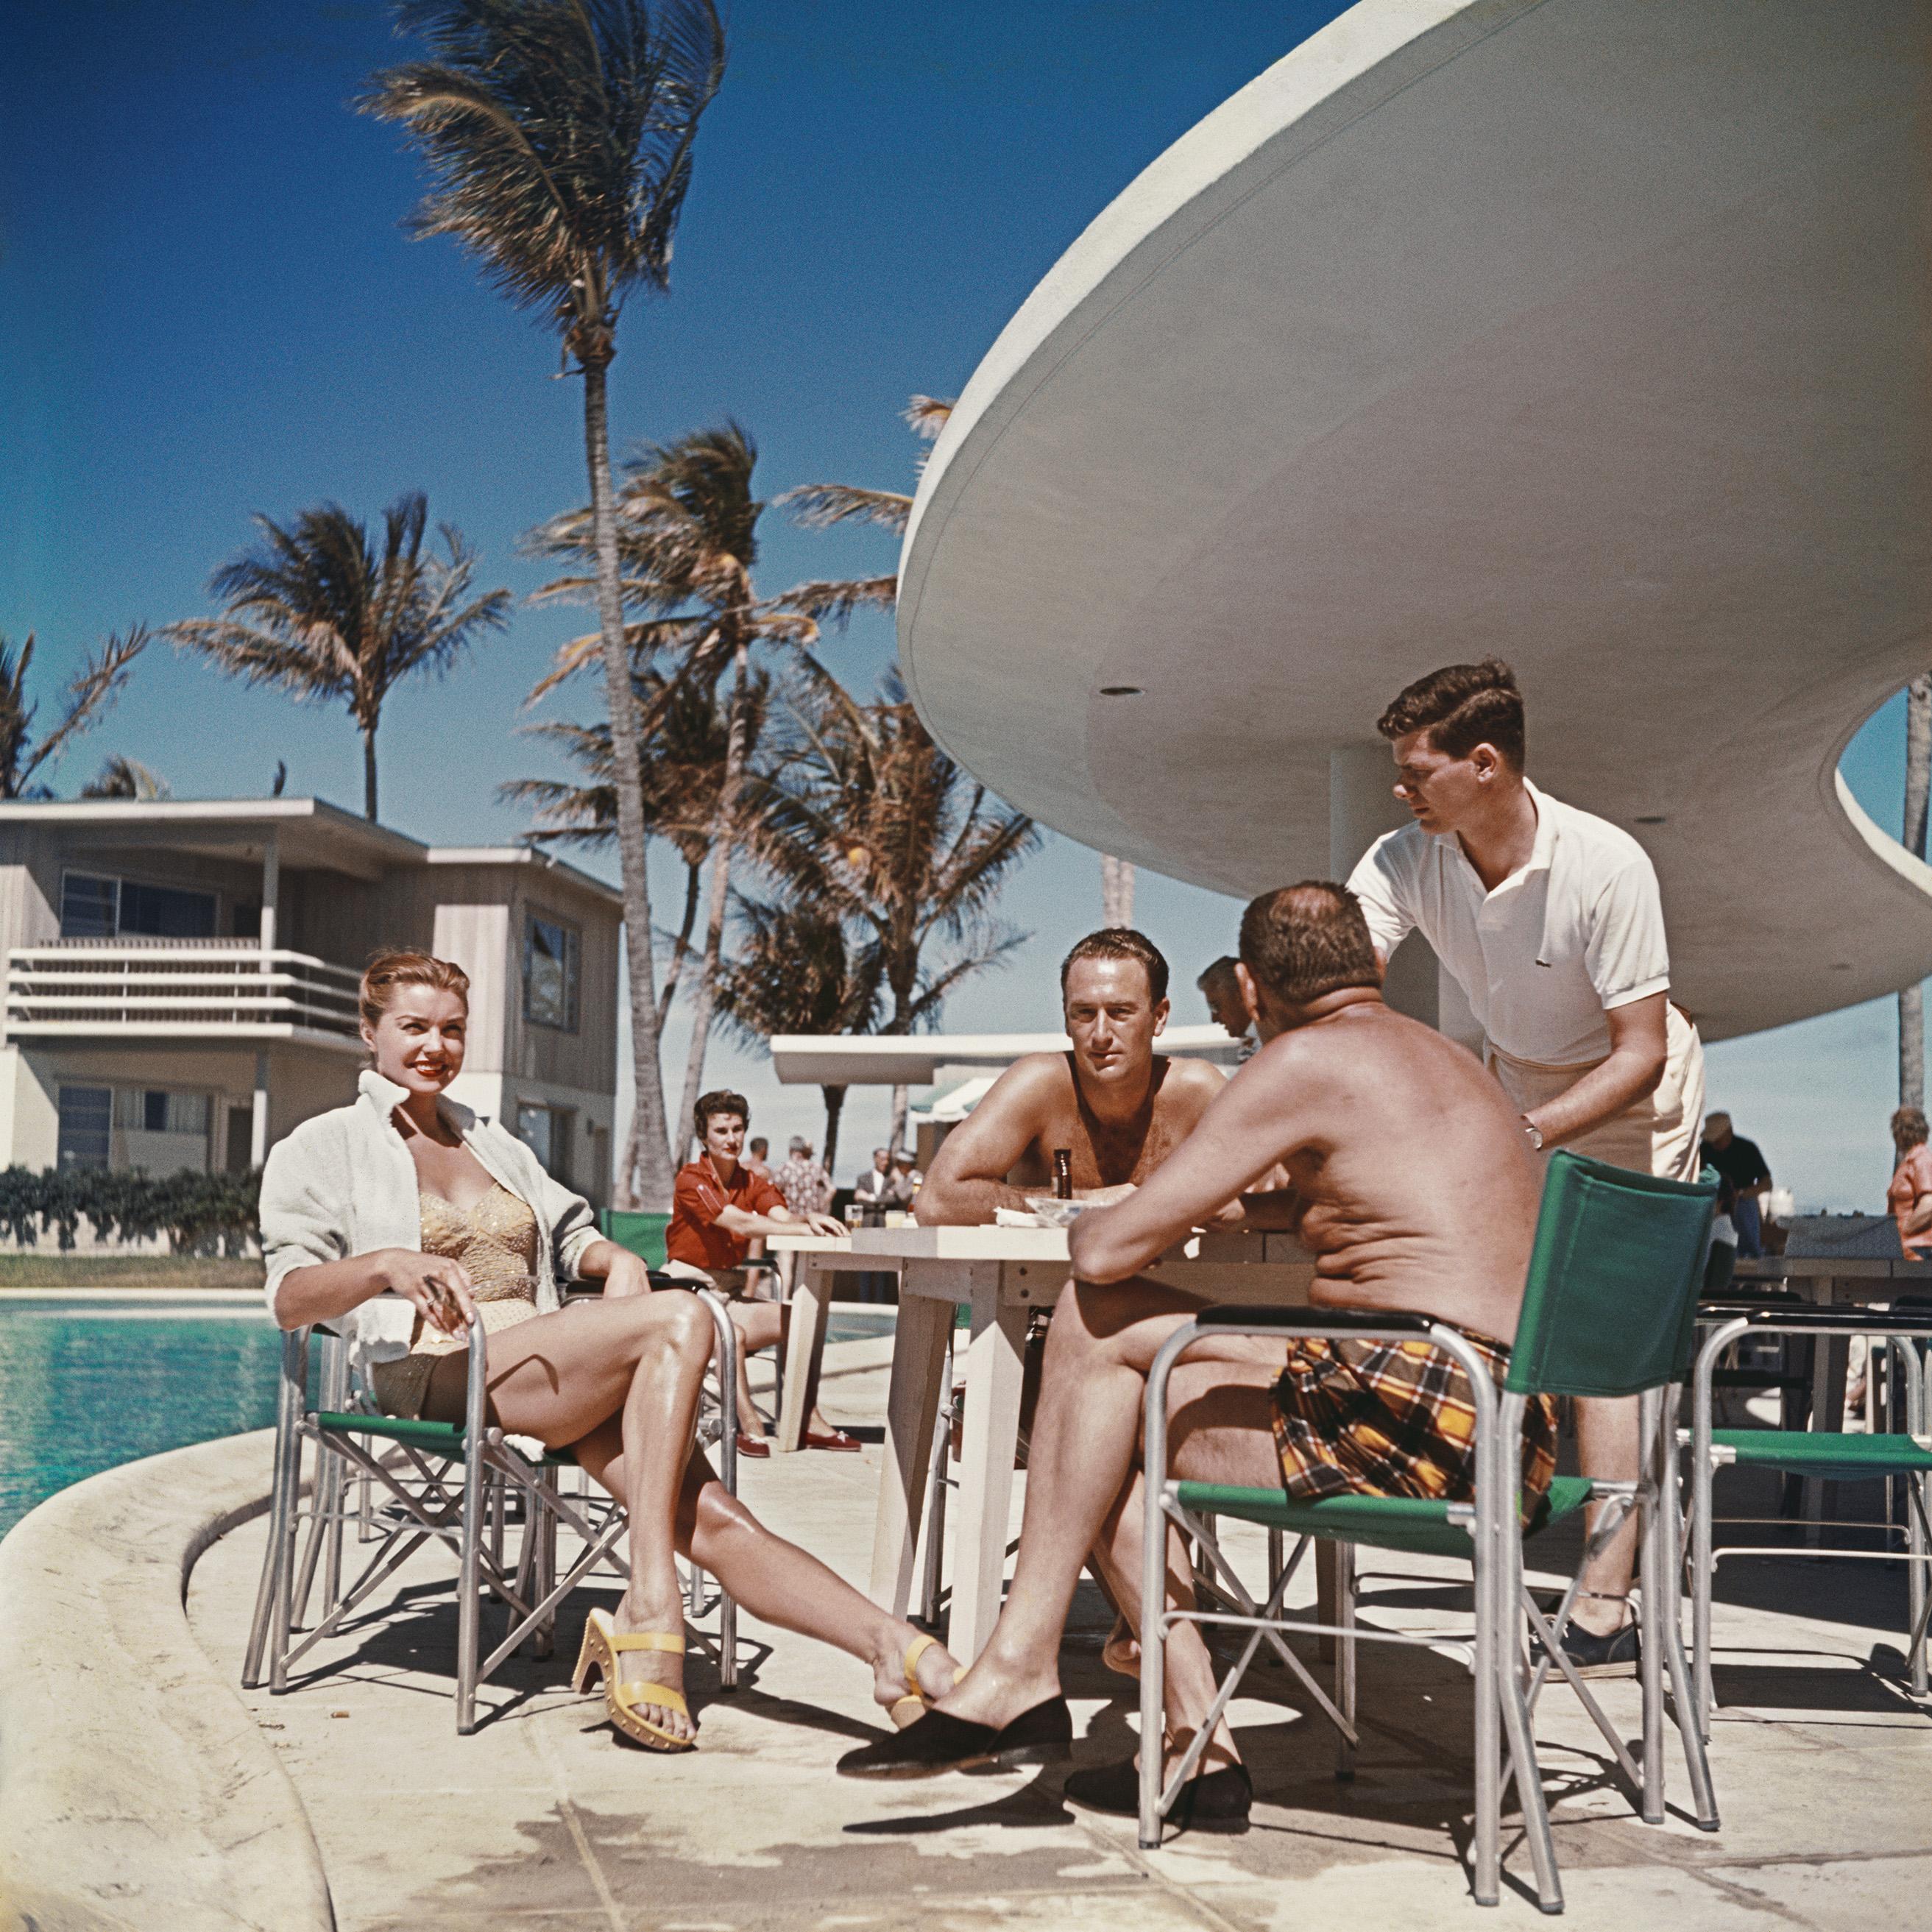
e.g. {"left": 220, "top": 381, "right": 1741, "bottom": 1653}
{"left": 601, "top": 1208, "right": 670, "bottom": 1267}
{"left": 1504, "top": 1150, "right": 1717, "bottom": 1399}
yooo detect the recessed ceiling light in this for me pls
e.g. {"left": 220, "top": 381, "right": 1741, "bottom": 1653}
{"left": 1830, "top": 962, "right": 1853, "bottom": 971}
{"left": 1099, "top": 685, "right": 1143, "bottom": 697}
{"left": 1635, "top": 814, "right": 1666, "bottom": 825}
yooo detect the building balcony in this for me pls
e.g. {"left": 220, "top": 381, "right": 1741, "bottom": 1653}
{"left": 4, "top": 942, "right": 364, "bottom": 1052}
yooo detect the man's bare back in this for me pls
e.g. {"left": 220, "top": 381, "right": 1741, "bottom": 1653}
{"left": 917, "top": 945, "right": 1225, "bottom": 1225}
{"left": 1073, "top": 995, "right": 1543, "bottom": 1345}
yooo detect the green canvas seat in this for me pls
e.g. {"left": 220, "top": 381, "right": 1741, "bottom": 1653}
{"left": 1136, "top": 1150, "right": 1719, "bottom": 1914}
{"left": 1713, "top": 1430, "right": 1932, "bottom": 1482}
{"left": 314, "top": 1410, "right": 581, "bottom": 1468}
{"left": 1172, "top": 1475, "right": 1594, "bottom": 1560}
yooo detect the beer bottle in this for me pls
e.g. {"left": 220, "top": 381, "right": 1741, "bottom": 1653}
{"left": 1052, "top": 1148, "right": 1073, "bottom": 1200}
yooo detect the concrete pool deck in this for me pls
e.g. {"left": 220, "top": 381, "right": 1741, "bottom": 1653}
{"left": 7, "top": 1336, "right": 1932, "bottom": 1930}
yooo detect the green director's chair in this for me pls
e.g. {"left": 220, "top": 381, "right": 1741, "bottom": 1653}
{"left": 1137, "top": 1151, "right": 1719, "bottom": 1913}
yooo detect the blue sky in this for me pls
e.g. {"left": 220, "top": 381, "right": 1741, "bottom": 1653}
{"left": 1, "top": 1, "right": 1919, "bottom": 1206}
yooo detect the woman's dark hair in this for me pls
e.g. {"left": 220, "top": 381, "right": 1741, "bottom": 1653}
{"left": 1238, "top": 883, "right": 1381, "bottom": 1005}
{"left": 1376, "top": 657, "right": 1526, "bottom": 769}
{"left": 694, "top": 1089, "right": 750, "bottom": 1139}
{"left": 1059, "top": 927, "right": 1170, "bottom": 1005}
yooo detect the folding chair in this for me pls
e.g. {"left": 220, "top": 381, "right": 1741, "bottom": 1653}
{"left": 1688, "top": 1301, "right": 1932, "bottom": 1729}
{"left": 241, "top": 1284, "right": 740, "bottom": 1733}
{"left": 1137, "top": 1151, "right": 1719, "bottom": 1912}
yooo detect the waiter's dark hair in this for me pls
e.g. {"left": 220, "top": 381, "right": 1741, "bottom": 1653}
{"left": 1377, "top": 657, "right": 1526, "bottom": 769}
{"left": 1239, "top": 882, "right": 1381, "bottom": 1005}
{"left": 1061, "top": 927, "right": 1170, "bottom": 1005}
{"left": 694, "top": 1089, "right": 750, "bottom": 1139}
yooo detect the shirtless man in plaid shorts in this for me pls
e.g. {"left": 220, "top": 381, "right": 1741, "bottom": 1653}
{"left": 841, "top": 882, "right": 1553, "bottom": 1825}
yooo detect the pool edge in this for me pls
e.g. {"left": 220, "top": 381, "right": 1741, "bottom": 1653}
{"left": 0, "top": 1429, "right": 333, "bottom": 1932}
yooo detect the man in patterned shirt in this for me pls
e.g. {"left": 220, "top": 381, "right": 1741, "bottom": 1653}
{"left": 774, "top": 1136, "right": 832, "bottom": 1220}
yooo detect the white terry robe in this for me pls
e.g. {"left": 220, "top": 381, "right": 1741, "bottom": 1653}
{"left": 260, "top": 1068, "right": 601, "bottom": 1386}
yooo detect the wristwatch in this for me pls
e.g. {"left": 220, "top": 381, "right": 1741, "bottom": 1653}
{"left": 1521, "top": 1116, "right": 1544, "bottom": 1153}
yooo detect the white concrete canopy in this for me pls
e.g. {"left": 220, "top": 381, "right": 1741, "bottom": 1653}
{"left": 897, "top": 0, "right": 1932, "bottom": 1042}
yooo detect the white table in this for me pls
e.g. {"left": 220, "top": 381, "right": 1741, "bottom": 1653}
{"left": 772, "top": 1223, "right": 1315, "bottom": 1663}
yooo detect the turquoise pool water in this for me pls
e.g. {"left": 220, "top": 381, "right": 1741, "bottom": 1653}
{"left": 0, "top": 1298, "right": 897, "bottom": 1540}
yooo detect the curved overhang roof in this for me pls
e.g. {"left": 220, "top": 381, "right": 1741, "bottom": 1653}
{"left": 897, "top": 0, "right": 1932, "bottom": 1042}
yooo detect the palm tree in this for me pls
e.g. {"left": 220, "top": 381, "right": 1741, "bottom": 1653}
{"left": 1902, "top": 673, "right": 1932, "bottom": 1108}
{"left": 526, "top": 422, "right": 821, "bottom": 1160}
{"left": 82, "top": 755, "right": 171, "bottom": 800}
{"left": 784, "top": 397, "right": 1138, "bottom": 930}
{"left": 503, "top": 657, "right": 771, "bottom": 1201}
{"left": 362, "top": 0, "right": 726, "bottom": 1209}
{"left": 712, "top": 897, "right": 882, "bottom": 1181}
{"left": 751, "top": 670, "right": 1039, "bottom": 1153}
{"left": 0, "top": 628, "right": 148, "bottom": 800}
{"left": 165, "top": 494, "right": 509, "bottom": 820}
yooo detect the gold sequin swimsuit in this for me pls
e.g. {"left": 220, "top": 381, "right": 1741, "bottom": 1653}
{"left": 368, "top": 1186, "right": 542, "bottom": 1421}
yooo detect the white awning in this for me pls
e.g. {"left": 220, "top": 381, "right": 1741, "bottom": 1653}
{"left": 769, "top": 1023, "right": 1244, "bottom": 1087}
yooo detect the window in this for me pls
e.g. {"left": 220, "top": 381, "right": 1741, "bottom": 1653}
{"left": 115, "top": 1089, "right": 211, "bottom": 1136}
{"left": 523, "top": 915, "right": 581, "bottom": 1033}
{"left": 57, "top": 1087, "right": 111, "bottom": 1171}
{"left": 60, "top": 874, "right": 118, "bottom": 938}
{"left": 514, "top": 1105, "right": 560, "bottom": 1175}
{"left": 60, "top": 870, "right": 216, "bottom": 940}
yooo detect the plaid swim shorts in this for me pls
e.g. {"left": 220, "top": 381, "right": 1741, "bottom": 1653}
{"left": 1271, "top": 1324, "right": 1557, "bottom": 1522}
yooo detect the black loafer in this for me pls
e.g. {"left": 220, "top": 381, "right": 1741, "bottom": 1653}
{"left": 836, "top": 1695, "right": 1072, "bottom": 1779}
{"left": 1535, "top": 1618, "right": 1639, "bottom": 1680}
{"left": 1064, "top": 1755, "right": 1252, "bottom": 1833}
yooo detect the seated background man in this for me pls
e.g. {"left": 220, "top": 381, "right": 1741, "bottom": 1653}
{"left": 841, "top": 884, "right": 1553, "bottom": 1828}
{"left": 916, "top": 928, "right": 1226, "bottom": 1225}
{"left": 1196, "top": 955, "right": 1257, "bottom": 1061}
{"left": 665, "top": 1089, "right": 857, "bottom": 1455}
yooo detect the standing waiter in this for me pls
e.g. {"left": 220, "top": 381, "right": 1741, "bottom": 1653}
{"left": 1346, "top": 658, "right": 1704, "bottom": 1674}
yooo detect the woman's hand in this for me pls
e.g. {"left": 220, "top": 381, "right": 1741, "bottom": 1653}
{"left": 601, "top": 1250, "right": 655, "bottom": 1298}
{"left": 380, "top": 1248, "right": 478, "bottom": 1338}
{"left": 802, "top": 1212, "right": 849, "bottom": 1239}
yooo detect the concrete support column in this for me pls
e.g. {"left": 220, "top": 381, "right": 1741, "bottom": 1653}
{"left": 1328, "top": 745, "right": 1439, "bottom": 1027}
{"left": 250, "top": 1051, "right": 269, "bottom": 1169}
{"left": 258, "top": 832, "right": 279, "bottom": 958}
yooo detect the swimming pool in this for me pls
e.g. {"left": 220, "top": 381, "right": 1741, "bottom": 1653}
{"left": 0, "top": 1297, "right": 897, "bottom": 1540}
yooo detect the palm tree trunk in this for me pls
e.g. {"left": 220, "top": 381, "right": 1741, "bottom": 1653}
{"left": 1901, "top": 673, "right": 1932, "bottom": 1108}
{"left": 888, "top": 1083, "right": 909, "bottom": 1158}
{"left": 362, "top": 726, "right": 379, "bottom": 822}
{"left": 583, "top": 355, "right": 676, "bottom": 1206}
{"left": 821, "top": 1083, "right": 846, "bottom": 1185}
{"left": 1101, "top": 853, "right": 1135, "bottom": 927}
{"left": 656, "top": 859, "right": 704, "bottom": 1031}
{"left": 675, "top": 629, "right": 751, "bottom": 1164}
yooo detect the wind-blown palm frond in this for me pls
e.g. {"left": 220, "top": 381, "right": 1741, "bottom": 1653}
{"left": 905, "top": 395, "right": 954, "bottom": 440}
{"left": 774, "top": 485, "right": 912, "bottom": 534}
{"left": 165, "top": 494, "right": 508, "bottom": 818}
{"left": 0, "top": 627, "right": 149, "bottom": 801}
{"left": 82, "top": 755, "right": 171, "bottom": 801}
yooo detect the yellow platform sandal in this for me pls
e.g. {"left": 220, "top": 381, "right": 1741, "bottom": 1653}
{"left": 889, "top": 1631, "right": 964, "bottom": 1730}
{"left": 573, "top": 1609, "right": 696, "bottom": 1752}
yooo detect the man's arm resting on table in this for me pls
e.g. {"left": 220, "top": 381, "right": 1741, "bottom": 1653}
{"left": 914, "top": 1057, "right": 1059, "bottom": 1223}
{"left": 1069, "top": 1052, "right": 1303, "bottom": 1283}
{"left": 1526, "top": 991, "right": 1669, "bottom": 1150}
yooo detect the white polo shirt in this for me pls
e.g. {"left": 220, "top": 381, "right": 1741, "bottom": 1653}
{"left": 1345, "top": 779, "right": 1670, "bottom": 1067}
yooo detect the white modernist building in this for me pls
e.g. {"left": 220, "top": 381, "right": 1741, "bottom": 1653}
{"left": 895, "top": 0, "right": 1932, "bottom": 1042}
{"left": 0, "top": 798, "right": 620, "bottom": 1203}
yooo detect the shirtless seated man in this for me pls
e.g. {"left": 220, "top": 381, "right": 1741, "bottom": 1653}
{"left": 839, "top": 882, "right": 1554, "bottom": 1830}
{"left": 916, "top": 927, "right": 1227, "bottom": 1227}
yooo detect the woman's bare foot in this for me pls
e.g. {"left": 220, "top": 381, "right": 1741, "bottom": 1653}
{"left": 1101, "top": 1613, "right": 1140, "bottom": 1678}
{"left": 613, "top": 1590, "right": 696, "bottom": 1744}
{"left": 870, "top": 1625, "right": 963, "bottom": 1716}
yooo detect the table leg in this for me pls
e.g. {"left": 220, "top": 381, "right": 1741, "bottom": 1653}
{"left": 1803, "top": 1278, "right": 1850, "bottom": 1546}
{"left": 868, "top": 1289, "right": 953, "bottom": 1617}
{"left": 774, "top": 1264, "right": 834, "bottom": 1454}
{"left": 947, "top": 1288, "right": 1029, "bottom": 1664}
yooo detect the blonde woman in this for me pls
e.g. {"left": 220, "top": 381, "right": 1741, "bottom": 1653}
{"left": 261, "top": 949, "right": 958, "bottom": 1752}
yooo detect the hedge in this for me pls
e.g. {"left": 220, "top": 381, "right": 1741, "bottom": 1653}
{"left": 0, "top": 1165, "right": 262, "bottom": 1254}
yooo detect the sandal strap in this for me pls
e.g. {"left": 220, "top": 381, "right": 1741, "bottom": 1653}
{"left": 607, "top": 1629, "right": 687, "bottom": 1655}
{"left": 902, "top": 1632, "right": 940, "bottom": 1696}
{"left": 615, "top": 1680, "right": 690, "bottom": 1719}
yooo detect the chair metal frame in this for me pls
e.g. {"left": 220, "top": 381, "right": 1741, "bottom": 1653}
{"left": 241, "top": 1287, "right": 740, "bottom": 1733}
{"left": 1688, "top": 1303, "right": 1932, "bottom": 1731}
